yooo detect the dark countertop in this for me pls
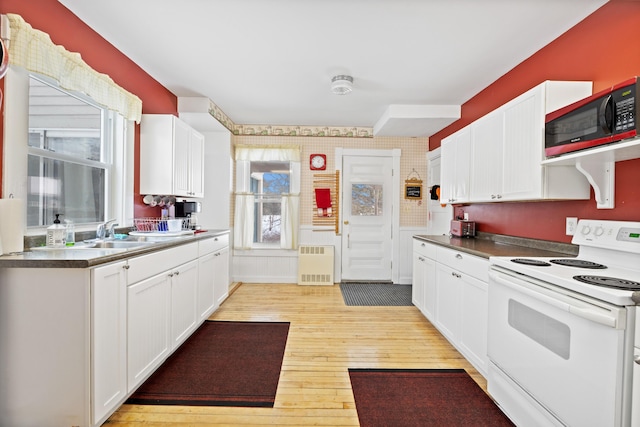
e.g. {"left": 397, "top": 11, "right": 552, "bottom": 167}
{"left": 0, "top": 229, "right": 230, "bottom": 268}
{"left": 414, "top": 232, "right": 578, "bottom": 259}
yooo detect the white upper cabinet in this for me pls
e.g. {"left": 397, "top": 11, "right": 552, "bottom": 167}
{"left": 440, "top": 126, "right": 471, "bottom": 204}
{"left": 444, "top": 81, "right": 593, "bottom": 204}
{"left": 140, "top": 114, "right": 205, "bottom": 197}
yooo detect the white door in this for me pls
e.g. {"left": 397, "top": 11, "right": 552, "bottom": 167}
{"left": 341, "top": 155, "right": 393, "bottom": 281}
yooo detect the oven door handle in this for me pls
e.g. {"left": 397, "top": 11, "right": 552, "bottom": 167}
{"left": 490, "top": 270, "right": 622, "bottom": 329}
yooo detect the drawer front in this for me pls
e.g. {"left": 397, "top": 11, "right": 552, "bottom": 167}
{"left": 436, "top": 246, "right": 488, "bottom": 282}
{"left": 199, "top": 234, "right": 229, "bottom": 256}
{"left": 128, "top": 242, "right": 199, "bottom": 285}
{"left": 413, "top": 238, "right": 437, "bottom": 259}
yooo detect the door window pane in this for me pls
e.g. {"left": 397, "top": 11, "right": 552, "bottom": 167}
{"left": 351, "top": 184, "right": 383, "bottom": 216}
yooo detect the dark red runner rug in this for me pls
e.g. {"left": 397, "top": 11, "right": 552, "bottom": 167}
{"left": 349, "top": 368, "right": 514, "bottom": 427}
{"left": 127, "top": 320, "right": 289, "bottom": 407}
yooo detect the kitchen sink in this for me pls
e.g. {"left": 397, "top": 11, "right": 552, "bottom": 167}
{"left": 87, "top": 240, "right": 155, "bottom": 249}
{"left": 31, "top": 238, "right": 157, "bottom": 251}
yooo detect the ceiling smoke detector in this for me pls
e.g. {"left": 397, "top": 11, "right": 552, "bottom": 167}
{"left": 331, "top": 75, "right": 353, "bottom": 95}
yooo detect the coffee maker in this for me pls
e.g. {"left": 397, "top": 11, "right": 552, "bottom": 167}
{"left": 175, "top": 201, "right": 202, "bottom": 230}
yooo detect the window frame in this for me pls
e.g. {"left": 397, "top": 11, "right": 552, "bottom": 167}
{"left": 234, "top": 154, "right": 300, "bottom": 251}
{"left": 2, "top": 67, "right": 134, "bottom": 236}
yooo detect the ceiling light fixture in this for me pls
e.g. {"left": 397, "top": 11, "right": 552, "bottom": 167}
{"left": 331, "top": 75, "right": 353, "bottom": 95}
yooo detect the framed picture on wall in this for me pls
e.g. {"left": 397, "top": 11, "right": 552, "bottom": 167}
{"left": 404, "top": 179, "right": 422, "bottom": 200}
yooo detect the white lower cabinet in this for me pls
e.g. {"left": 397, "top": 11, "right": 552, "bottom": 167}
{"left": 214, "top": 246, "right": 230, "bottom": 307}
{"left": 197, "top": 234, "right": 230, "bottom": 321}
{"left": 435, "top": 263, "right": 462, "bottom": 342}
{"left": 127, "top": 271, "right": 172, "bottom": 392}
{"left": 91, "top": 261, "right": 128, "bottom": 425}
{"left": 412, "top": 238, "right": 489, "bottom": 377}
{"left": 170, "top": 259, "right": 199, "bottom": 349}
{"left": 412, "top": 239, "right": 437, "bottom": 321}
{"left": 459, "top": 272, "right": 488, "bottom": 375}
{"left": 0, "top": 233, "right": 230, "bottom": 426}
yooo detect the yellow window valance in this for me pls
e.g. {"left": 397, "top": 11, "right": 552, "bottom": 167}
{"left": 4, "top": 13, "right": 142, "bottom": 123}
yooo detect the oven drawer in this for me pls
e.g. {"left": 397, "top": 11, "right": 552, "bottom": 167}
{"left": 436, "top": 246, "right": 488, "bottom": 282}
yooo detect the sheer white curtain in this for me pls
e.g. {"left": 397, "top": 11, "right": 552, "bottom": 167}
{"left": 280, "top": 193, "right": 299, "bottom": 249}
{"left": 234, "top": 145, "right": 300, "bottom": 250}
{"left": 233, "top": 193, "right": 255, "bottom": 250}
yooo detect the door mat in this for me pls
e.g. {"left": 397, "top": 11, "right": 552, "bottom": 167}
{"left": 127, "top": 320, "right": 289, "bottom": 407}
{"left": 340, "top": 282, "right": 413, "bottom": 306}
{"left": 349, "top": 368, "right": 514, "bottom": 426}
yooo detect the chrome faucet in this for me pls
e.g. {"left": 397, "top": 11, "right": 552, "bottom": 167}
{"left": 108, "top": 222, "right": 119, "bottom": 238}
{"left": 96, "top": 219, "right": 117, "bottom": 239}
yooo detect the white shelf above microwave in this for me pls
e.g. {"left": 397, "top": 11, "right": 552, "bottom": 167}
{"left": 541, "top": 137, "right": 640, "bottom": 209}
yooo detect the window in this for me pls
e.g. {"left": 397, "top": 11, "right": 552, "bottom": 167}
{"left": 250, "top": 161, "right": 290, "bottom": 243}
{"left": 234, "top": 146, "right": 300, "bottom": 250}
{"left": 351, "top": 184, "right": 383, "bottom": 216}
{"left": 18, "top": 75, "right": 131, "bottom": 232}
{"left": 27, "top": 76, "right": 112, "bottom": 227}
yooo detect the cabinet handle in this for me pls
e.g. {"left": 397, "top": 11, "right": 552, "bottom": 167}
{"left": 455, "top": 253, "right": 463, "bottom": 259}
{"left": 418, "top": 257, "right": 425, "bottom": 262}
{"left": 451, "top": 272, "right": 461, "bottom": 278}
{"left": 635, "top": 355, "right": 640, "bottom": 365}
{"left": 497, "top": 194, "right": 502, "bottom": 199}
{"left": 122, "top": 264, "right": 130, "bottom": 270}
{"left": 421, "top": 243, "right": 425, "bottom": 247}
{"left": 174, "top": 271, "right": 180, "bottom": 276}
{"left": 168, "top": 273, "right": 174, "bottom": 277}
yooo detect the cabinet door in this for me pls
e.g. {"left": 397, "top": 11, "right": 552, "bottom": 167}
{"left": 440, "top": 127, "right": 471, "bottom": 203}
{"left": 91, "top": 261, "right": 127, "bottom": 425}
{"left": 173, "top": 117, "right": 192, "bottom": 197}
{"left": 189, "top": 130, "right": 205, "bottom": 198}
{"left": 197, "top": 251, "right": 216, "bottom": 321}
{"left": 213, "top": 247, "right": 230, "bottom": 307}
{"left": 459, "top": 274, "right": 488, "bottom": 376}
{"left": 127, "top": 272, "right": 172, "bottom": 392}
{"left": 170, "top": 259, "right": 199, "bottom": 348}
{"left": 502, "top": 85, "right": 544, "bottom": 200}
{"left": 470, "top": 110, "right": 504, "bottom": 202}
{"left": 435, "top": 263, "right": 461, "bottom": 343}
{"left": 422, "top": 256, "right": 437, "bottom": 322}
{"left": 412, "top": 252, "right": 426, "bottom": 313}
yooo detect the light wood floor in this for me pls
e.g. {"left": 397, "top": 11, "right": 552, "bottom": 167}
{"left": 105, "top": 283, "right": 486, "bottom": 426}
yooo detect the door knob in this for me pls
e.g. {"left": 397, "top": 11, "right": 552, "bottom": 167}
{"left": 344, "top": 220, "right": 349, "bottom": 225}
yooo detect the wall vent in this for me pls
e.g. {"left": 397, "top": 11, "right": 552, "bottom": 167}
{"left": 298, "top": 245, "right": 334, "bottom": 285}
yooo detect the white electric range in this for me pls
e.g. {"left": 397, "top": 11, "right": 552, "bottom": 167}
{"left": 487, "top": 219, "right": 639, "bottom": 427}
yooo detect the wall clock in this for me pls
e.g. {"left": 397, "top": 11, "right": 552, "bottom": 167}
{"left": 310, "top": 154, "right": 327, "bottom": 170}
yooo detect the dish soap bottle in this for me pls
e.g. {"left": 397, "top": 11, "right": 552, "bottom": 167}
{"left": 47, "top": 214, "right": 66, "bottom": 247}
{"left": 64, "top": 219, "right": 75, "bottom": 246}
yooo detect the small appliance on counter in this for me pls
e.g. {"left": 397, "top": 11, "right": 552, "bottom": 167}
{"left": 450, "top": 219, "right": 475, "bottom": 237}
{"left": 175, "top": 200, "right": 202, "bottom": 230}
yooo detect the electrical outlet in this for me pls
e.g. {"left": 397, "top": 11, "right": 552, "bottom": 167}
{"left": 566, "top": 217, "right": 578, "bottom": 235}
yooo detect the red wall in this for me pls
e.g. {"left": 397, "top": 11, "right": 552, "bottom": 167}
{"left": 0, "top": 0, "right": 175, "bottom": 215}
{"left": 431, "top": 0, "right": 640, "bottom": 243}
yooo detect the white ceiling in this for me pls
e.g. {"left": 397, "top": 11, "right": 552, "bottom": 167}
{"left": 58, "top": 0, "right": 607, "bottom": 136}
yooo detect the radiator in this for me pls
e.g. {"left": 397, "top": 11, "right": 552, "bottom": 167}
{"left": 297, "top": 245, "right": 334, "bottom": 285}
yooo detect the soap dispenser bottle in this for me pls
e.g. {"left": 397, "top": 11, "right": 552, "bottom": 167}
{"left": 47, "top": 214, "right": 66, "bottom": 247}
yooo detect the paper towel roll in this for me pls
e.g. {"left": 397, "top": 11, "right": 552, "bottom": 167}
{"left": 0, "top": 199, "right": 25, "bottom": 254}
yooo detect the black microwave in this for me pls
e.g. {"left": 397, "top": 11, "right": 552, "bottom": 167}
{"left": 545, "top": 77, "right": 638, "bottom": 157}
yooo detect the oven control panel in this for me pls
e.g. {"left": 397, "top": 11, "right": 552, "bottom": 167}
{"left": 618, "top": 227, "right": 640, "bottom": 243}
{"left": 573, "top": 220, "right": 640, "bottom": 251}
